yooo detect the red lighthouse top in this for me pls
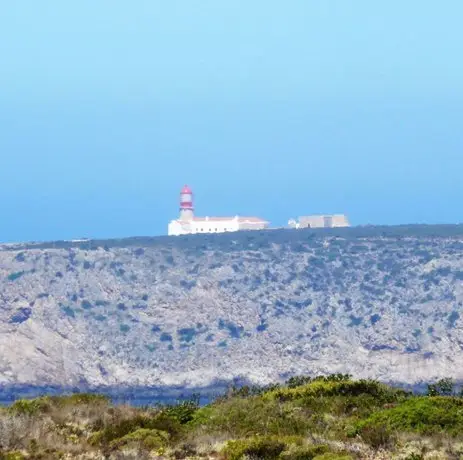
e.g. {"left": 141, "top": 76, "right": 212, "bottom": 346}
{"left": 181, "top": 185, "right": 192, "bottom": 194}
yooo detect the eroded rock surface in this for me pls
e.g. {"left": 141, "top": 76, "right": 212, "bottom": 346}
{"left": 1, "top": 226, "right": 463, "bottom": 388}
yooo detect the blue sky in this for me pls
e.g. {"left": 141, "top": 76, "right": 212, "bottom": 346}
{"left": 1, "top": 1, "right": 462, "bottom": 242}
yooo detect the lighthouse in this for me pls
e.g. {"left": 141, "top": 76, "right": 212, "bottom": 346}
{"left": 179, "top": 185, "right": 194, "bottom": 221}
{"left": 168, "top": 184, "right": 269, "bottom": 236}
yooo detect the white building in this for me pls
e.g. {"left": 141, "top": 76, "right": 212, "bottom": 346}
{"left": 168, "top": 185, "right": 269, "bottom": 236}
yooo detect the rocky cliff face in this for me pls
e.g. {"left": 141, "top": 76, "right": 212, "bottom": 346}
{"left": 1, "top": 226, "right": 463, "bottom": 390}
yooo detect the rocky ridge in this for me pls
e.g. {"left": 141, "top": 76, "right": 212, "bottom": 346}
{"left": 1, "top": 226, "right": 463, "bottom": 392}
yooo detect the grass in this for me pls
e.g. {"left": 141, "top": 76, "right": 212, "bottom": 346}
{"left": 1, "top": 376, "right": 463, "bottom": 459}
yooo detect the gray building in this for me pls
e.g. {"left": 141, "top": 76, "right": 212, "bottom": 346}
{"left": 288, "top": 214, "right": 349, "bottom": 229}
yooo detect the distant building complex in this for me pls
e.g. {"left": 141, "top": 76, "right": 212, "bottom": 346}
{"left": 168, "top": 185, "right": 269, "bottom": 236}
{"left": 168, "top": 185, "right": 349, "bottom": 236}
{"left": 288, "top": 214, "right": 349, "bottom": 229}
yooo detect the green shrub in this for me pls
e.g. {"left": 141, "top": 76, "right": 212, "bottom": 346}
{"left": 91, "top": 412, "right": 182, "bottom": 446}
{"left": 1, "top": 452, "right": 26, "bottom": 460}
{"left": 93, "top": 314, "right": 107, "bottom": 321}
{"left": 280, "top": 445, "right": 330, "bottom": 460}
{"left": 177, "top": 327, "right": 197, "bottom": 343}
{"left": 191, "top": 396, "right": 309, "bottom": 437}
{"left": 50, "top": 393, "right": 109, "bottom": 407}
{"left": 61, "top": 306, "right": 75, "bottom": 318}
{"left": 109, "top": 428, "right": 169, "bottom": 450}
{"left": 355, "top": 396, "right": 463, "bottom": 436}
{"left": 165, "top": 396, "right": 200, "bottom": 424}
{"left": 9, "top": 393, "right": 108, "bottom": 417}
{"left": 427, "top": 378, "right": 454, "bottom": 396}
{"left": 265, "top": 379, "right": 405, "bottom": 404}
{"left": 286, "top": 376, "right": 313, "bottom": 389}
{"left": 313, "top": 454, "right": 353, "bottom": 460}
{"left": 7, "top": 271, "right": 25, "bottom": 281}
{"left": 224, "top": 383, "right": 281, "bottom": 399}
{"left": 81, "top": 300, "right": 92, "bottom": 309}
{"left": 222, "top": 437, "right": 286, "bottom": 460}
{"left": 8, "top": 397, "right": 51, "bottom": 415}
{"left": 359, "top": 423, "right": 395, "bottom": 449}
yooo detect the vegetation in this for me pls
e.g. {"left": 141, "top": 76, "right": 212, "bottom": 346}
{"left": 7, "top": 271, "right": 25, "bottom": 282}
{"left": 9, "top": 224, "right": 463, "bottom": 253}
{"left": 2, "top": 376, "right": 463, "bottom": 459}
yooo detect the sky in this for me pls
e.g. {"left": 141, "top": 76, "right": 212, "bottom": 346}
{"left": 1, "top": 1, "right": 462, "bottom": 242}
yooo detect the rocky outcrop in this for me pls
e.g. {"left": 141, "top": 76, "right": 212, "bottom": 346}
{"left": 1, "top": 226, "right": 463, "bottom": 390}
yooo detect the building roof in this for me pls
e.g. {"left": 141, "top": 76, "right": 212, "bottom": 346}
{"left": 192, "top": 216, "right": 268, "bottom": 223}
{"left": 171, "top": 216, "right": 268, "bottom": 224}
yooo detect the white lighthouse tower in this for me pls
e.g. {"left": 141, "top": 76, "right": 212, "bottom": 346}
{"left": 179, "top": 185, "right": 194, "bottom": 221}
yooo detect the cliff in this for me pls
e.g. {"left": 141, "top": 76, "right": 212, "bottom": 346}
{"left": 1, "top": 226, "right": 463, "bottom": 391}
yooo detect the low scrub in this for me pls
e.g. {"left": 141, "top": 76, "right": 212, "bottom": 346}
{"left": 109, "top": 427, "right": 169, "bottom": 450}
{"left": 222, "top": 437, "right": 287, "bottom": 460}
{"left": 90, "top": 412, "right": 183, "bottom": 446}
{"left": 355, "top": 396, "right": 463, "bottom": 436}
{"left": 191, "top": 396, "right": 310, "bottom": 438}
{"left": 264, "top": 379, "right": 407, "bottom": 404}
{"left": 222, "top": 437, "right": 345, "bottom": 460}
{"left": 2, "top": 376, "right": 463, "bottom": 459}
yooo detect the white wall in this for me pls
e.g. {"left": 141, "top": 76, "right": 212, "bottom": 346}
{"left": 190, "top": 219, "right": 240, "bottom": 234}
{"left": 238, "top": 221, "right": 269, "bottom": 231}
{"left": 168, "top": 220, "right": 190, "bottom": 236}
{"left": 169, "top": 218, "right": 268, "bottom": 236}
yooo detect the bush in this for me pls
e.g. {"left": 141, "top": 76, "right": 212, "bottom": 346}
{"left": 356, "top": 397, "right": 463, "bottom": 436}
{"left": 265, "top": 379, "right": 405, "bottom": 404}
{"left": 427, "top": 378, "right": 454, "bottom": 396}
{"left": 81, "top": 300, "right": 92, "bottom": 310}
{"left": 222, "top": 437, "right": 286, "bottom": 460}
{"left": 313, "top": 455, "right": 353, "bottom": 460}
{"left": 1, "top": 452, "right": 26, "bottom": 460}
{"left": 8, "top": 397, "right": 51, "bottom": 415}
{"left": 91, "top": 412, "right": 182, "bottom": 447}
{"left": 177, "top": 328, "right": 196, "bottom": 343}
{"left": 61, "top": 306, "right": 75, "bottom": 318}
{"left": 359, "top": 423, "right": 395, "bottom": 449}
{"left": 109, "top": 428, "right": 169, "bottom": 450}
{"left": 8, "top": 393, "right": 108, "bottom": 417}
{"left": 190, "top": 396, "right": 309, "bottom": 438}
{"left": 280, "top": 445, "right": 330, "bottom": 460}
{"left": 286, "top": 376, "right": 313, "bottom": 389}
{"left": 165, "top": 396, "right": 200, "bottom": 424}
{"left": 50, "top": 393, "right": 109, "bottom": 407}
{"left": 9, "top": 308, "right": 32, "bottom": 324}
{"left": 94, "top": 314, "right": 107, "bottom": 321}
{"left": 14, "top": 252, "right": 26, "bottom": 262}
{"left": 7, "top": 271, "right": 25, "bottom": 282}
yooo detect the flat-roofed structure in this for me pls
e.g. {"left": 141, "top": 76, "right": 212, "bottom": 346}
{"left": 288, "top": 214, "right": 350, "bottom": 229}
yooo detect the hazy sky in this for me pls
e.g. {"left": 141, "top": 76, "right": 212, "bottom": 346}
{"left": 1, "top": 1, "right": 462, "bottom": 242}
